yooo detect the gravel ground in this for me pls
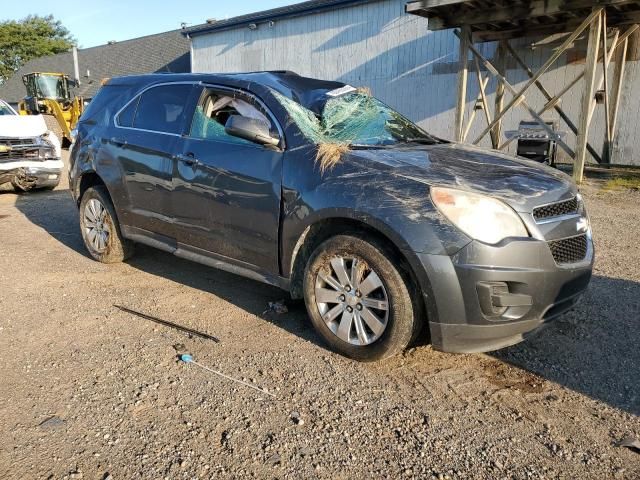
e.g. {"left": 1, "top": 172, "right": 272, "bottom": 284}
{"left": 0, "top": 153, "right": 638, "bottom": 479}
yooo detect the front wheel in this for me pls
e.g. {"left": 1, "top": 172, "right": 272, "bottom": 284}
{"left": 79, "top": 186, "right": 134, "bottom": 263}
{"left": 303, "top": 234, "right": 421, "bottom": 362}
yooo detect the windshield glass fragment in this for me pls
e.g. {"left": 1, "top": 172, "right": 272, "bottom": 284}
{"left": 272, "top": 89, "right": 437, "bottom": 147}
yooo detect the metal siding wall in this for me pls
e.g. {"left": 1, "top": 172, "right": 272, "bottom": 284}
{"left": 191, "top": 0, "right": 639, "bottom": 165}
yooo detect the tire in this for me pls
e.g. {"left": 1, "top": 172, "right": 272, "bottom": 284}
{"left": 79, "top": 186, "right": 134, "bottom": 263}
{"left": 302, "top": 234, "right": 421, "bottom": 362}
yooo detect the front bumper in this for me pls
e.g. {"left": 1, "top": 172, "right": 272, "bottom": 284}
{"left": 0, "top": 159, "right": 63, "bottom": 189}
{"left": 415, "top": 235, "right": 593, "bottom": 353}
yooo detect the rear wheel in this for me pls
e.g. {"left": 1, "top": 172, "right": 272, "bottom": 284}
{"left": 79, "top": 186, "right": 133, "bottom": 263}
{"left": 303, "top": 234, "right": 420, "bottom": 362}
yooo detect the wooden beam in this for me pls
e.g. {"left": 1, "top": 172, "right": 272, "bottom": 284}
{"left": 462, "top": 75, "right": 489, "bottom": 141}
{"left": 471, "top": 8, "right": 602, "bottom": 146}
{"left": 601, "top": 13, "right": 613, "bottom": 163}
{"left": 462, "top": 35, "right": 576, "bottom": 157}
{"left": 455, "top": 26, "right": 470, "bottom": 142}
{"left": 504, "top": 37, "right": 606, "bottom": 163}
{"left": 410, "top": 0, "right": 639, "bottom": 30}
{"left": 474, "top": 57, "right": 496, "bottom": 146}
{"left": 574, "top": 9, "right": 603, "bottom": 184}
{"left": 498, "top": 26, "right": 636, "bottom": 157}
{"left": 492, "top": 40, "right": 507, "bottom": 147}
{"left": 609, "top": 35, "right": 629, "bottom": 152}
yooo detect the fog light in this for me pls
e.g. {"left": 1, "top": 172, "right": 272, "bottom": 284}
{"left": 477, "top": 282, "right": 509, "bottom": 317}
{"left": 477, "top": 281, "right": 532, "bottom": 318}
{"left": 48, "top": 174, "right": 58, "bottom": 180}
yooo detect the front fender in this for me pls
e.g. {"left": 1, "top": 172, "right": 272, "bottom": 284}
{"left": 280, "top": 158, "right": 471, "bottom": 277}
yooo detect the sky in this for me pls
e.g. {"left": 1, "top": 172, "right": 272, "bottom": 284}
{"left": 1, "top": 0, "right": 301, "bottom": 48}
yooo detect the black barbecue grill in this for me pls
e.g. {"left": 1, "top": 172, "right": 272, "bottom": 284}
{"left": 514, "top": 120, "right": 560, "bottom": 165}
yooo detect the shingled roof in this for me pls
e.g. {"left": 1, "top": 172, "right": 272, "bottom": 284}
{"left": 0, "top": 29, "right": 190, "bottom": 104}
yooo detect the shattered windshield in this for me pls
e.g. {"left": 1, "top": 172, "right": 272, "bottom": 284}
{"left": 272, "top": 89, "right": 437, "bottom": 146}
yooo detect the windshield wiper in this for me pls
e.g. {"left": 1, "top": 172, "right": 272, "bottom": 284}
{"left": 349, "top": 143, "right": 390, "bottom": 149}
{"left": 400, "top": 137, "right": 438, "bottom": 145}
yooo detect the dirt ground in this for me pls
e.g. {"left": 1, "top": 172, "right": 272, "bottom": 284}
{"left": 0, "top": 152, "right": 639, "bottom": 479}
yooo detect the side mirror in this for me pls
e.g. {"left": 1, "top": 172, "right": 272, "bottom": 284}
{"left": 225, "top": 115, "right": 280, "bottom": 147}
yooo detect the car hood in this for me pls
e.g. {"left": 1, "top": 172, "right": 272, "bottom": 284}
{"left": 348, "top": 142, "right": 577, "bottom": 212}
{"left": 0, "top": 115, "right": 47, "bottom": 139}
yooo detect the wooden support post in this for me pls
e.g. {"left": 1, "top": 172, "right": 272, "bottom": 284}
{"left": 609, "top": 35, "right": 629, "bottom": 155}
{"left": 601, "top": 12, "right": 613, "bottom": 163}
{"left": 472, "top": 8, "right": 602, "bottom": 146}
{"left": 504, "top": 40, "right": 606, "bottom": 163}
{"left": 463, "top": 38, "right": 575, "bottom": 157}
{"left": 574, "top": 9, "right": 602, "bottom": 184}
{"left": 493, "top": 40, "right": 507, "bottom": 149}
{"left": 455, "top": 26, "right": 471, "bottom": 142}
{"left": 462, "top": 76, "right": 489, "bottom": 141}
{"left": 497, "top": 26, "right": 637, "bottom": 156}
{"left": 474, "top": 57, "right": 493, "bottom": 131}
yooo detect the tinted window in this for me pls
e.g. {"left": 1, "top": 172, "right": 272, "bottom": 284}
{"left": 117, "top": 98, "right": 138, "bottom": 127}
{"left": 133, "top": 84, "right": 192, "bottom": 134}
{"left": 80, "top": 84, "right": 134, "bottom": 126}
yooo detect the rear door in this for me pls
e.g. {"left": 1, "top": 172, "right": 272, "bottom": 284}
{"left": 112, "top": 83, "right": 196, "bottom": 236}
{"left": 172, "top": 85, "right": 284, "bottom": 273}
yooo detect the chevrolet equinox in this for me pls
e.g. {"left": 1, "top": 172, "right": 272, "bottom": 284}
{"left": 69, "top": 72, "right": 594, "bottom": 361}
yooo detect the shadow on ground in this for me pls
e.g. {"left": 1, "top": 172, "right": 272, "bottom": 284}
{"left": 491, "top": 274, "right": 640, "bottom": 416}
{"left": 13, "top": 188, "right": 640, "bottom": 416}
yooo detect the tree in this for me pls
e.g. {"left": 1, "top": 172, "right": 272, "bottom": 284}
{"left": 0, "top": 15, "right": 76, "bottom": 83}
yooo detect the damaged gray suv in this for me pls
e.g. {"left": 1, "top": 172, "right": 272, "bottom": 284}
{"left": 69, "top": 72, "right": 593, "bottom": 361}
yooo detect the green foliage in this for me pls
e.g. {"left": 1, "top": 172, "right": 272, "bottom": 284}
{"left": 0, "top": 15, "right": 76, "bottom": 83}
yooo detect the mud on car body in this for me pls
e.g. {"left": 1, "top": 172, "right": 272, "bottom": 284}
{"left": 0, "top": 99, "right": 62, "bottom": 191}
{"left": 68, "top": 71, "right": 593, "bottom": 361}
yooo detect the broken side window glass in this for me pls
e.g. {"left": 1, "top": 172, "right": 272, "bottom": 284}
{"left": 189, "top": 93, "right": 271, "bottom": 145}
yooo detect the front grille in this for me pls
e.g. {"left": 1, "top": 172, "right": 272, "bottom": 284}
{"left": 548, "top": 234, "right": 588, "bottom": 265}
{"left": 533, "top": 197, "right": 578, "bottom": 221}
{"left": 0, "top": 139, "right": 42, "bottom": 163}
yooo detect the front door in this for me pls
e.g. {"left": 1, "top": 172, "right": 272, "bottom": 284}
{"left": 172, "top": 86, "right": 283, "bottom": 273}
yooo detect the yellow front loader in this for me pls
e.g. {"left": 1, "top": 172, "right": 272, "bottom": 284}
{"left": 18, "top": 72, "right": 84, "bottom": 147}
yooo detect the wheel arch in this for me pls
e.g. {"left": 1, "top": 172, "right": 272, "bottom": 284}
{"left": 76, "top": 171, "right": 107, "bottom": 205}
{"left": 287, "top": 216, "right": 429, "bottom": 310}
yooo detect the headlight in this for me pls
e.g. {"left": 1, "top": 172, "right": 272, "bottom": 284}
{"left": 431, "top": 186, "right": 529, "bottom": 244}
{"left": 36, "top": 133, "right": 61, "bottom": 159}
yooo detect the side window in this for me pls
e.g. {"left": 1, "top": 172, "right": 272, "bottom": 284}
{"left": 80, "top": 84, "right": 133, "bottom": 126}
{"left": 132, "top": 84, "right": 192, "bottom": 134}
{"left": 189, "top": 90, "right": 273, "bottom": 145}
{"left": 117, "top": 97, "right": 138, "bottom": 127}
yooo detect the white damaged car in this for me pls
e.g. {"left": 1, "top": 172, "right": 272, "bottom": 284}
{"left": 0, "top": 99, "right": 62, "bottom": 191}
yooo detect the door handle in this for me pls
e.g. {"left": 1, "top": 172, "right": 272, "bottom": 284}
{"left": 175, "top": 153, "right": 199, "bottom": 167}
{"left": 110, "top": 137, "right": 127, "bottom": 147}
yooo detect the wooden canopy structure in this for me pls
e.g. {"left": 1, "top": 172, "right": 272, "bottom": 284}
{"left": 405, "top": 0, "right": 640, "bottom": 182}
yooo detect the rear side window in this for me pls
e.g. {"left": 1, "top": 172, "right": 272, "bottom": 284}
{"left": 117, "top": 98, "right": 138, "bottom": 127}
{"left": 132, "top": 84, "right": 192, "bottom": 134}
{"left": 80, "top": 84, "right": 134, "bottom": 126}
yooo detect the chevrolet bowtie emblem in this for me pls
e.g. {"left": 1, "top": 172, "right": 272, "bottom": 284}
{"left": 576, "top": 217, "right": 589, "bottom": 233}
{"left": 0, "top": 145, "right": 11, "bottom": 153}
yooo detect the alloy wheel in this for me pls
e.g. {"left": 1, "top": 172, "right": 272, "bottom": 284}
{"left": 83, "top": 198, "right": 110, "bottom": 253}
{"left": 314, "top": 256, "right": 389, "bottom": 346}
